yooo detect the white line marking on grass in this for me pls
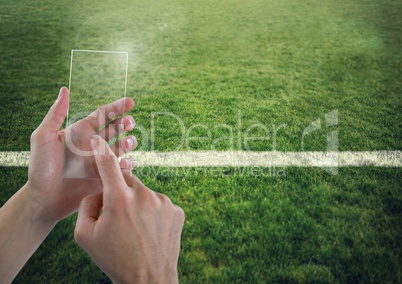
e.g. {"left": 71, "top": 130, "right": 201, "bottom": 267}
{"left": 1, "top": 151, "right": 401, "bottom": 167}
{"left": 0, "top": 152, "right": 30, "bottom": 167}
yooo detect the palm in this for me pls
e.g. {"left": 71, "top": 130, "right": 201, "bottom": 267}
{"left": 29, "top": 127, "right": 100, "bottom": 220}
{"left": 28, "top": 93, "right": 134, "bottom": 221}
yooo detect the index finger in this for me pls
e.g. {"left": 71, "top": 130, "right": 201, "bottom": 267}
{"left": 85, "top": 97, "right": 135, "bottom": 130}
{"left": 90, "top": 135, "right": 126, "bottom": 202}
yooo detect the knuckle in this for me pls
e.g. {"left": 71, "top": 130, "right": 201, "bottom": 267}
{"left": 150, "top": 191, "right": 161, "bottom": 205}
{"left": 73, "top": 227, "right": 86, "bottom": 246}
{"left": 142, "top": 190, "right": 160, "bottom": 207}
{"left": 154, "top": 191, "right": 172, "bottom": 206}
{"left": 115, "top": 119, "right": 124, "bottom": 134}
{"left": 176, "top": 206, "right": 185, "bottom": 223}
{"left": 97, "top": 106, "right": 107, "bottom": 117}
{"left": 82, "top": 194, "right": 97, "bottom": 206}
{"left": 52, "top": 110, "right": 66, "bottom": 126}
{"left": 30, "top": 128, "right": 49, "bottom": 144}
{"left": 161, "top": 193, "right": 172, "bottom": 205}
{"left": 87, "top": 113, "right": 100, "bottom": 126}
{"left": 87, "top": 108, "right": 101, "bottom": 121}
{"left": 30, "top": 129, "right": 39, "bottom": 143}
{"left": 117, "top": 185, "right": 134, "bottom": 200}
{"left": 111, "top": 103, "right": 121, "bottom": 118}
{"left": 97, "top": 154, "right": 118, "bottom": 171}
{"left": 98, "top": 152, "right": 117, "bottom": 164}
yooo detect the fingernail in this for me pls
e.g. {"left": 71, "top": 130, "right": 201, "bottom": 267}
{"left": 124, "top": 117, "right": 135, "bottom": 131}
{"left": 126, "top": 136, "right": 136, "bottom": 149}
{"left": 57, "top": 87, "right": 65, "bottom": 100}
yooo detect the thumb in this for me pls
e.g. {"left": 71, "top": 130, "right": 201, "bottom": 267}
{"left": 74, "top": 192, "right": 103, "bottom": 246}
{"left": 90, "top": 135, "right": 126, "bottom": 201}
{"left": 38, "top": 87, "right": 70, "bottom": 135}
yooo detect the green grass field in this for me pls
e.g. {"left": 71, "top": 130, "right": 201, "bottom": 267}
{"left": 0, "top": 0, "right": 401, "bottom": 283}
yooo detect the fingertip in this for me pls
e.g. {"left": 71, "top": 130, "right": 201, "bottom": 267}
{"left": 38, "top": 87, "right": 70, "bottom": 134}
{"left": 55, "top": 87, "right": 70, "bottom": 114}
{"left": 124, "top": 136, "right": 138, "bottom": 151}
{"left": 91, "top": 135, "right": 124, "bottom": 192}
{"left": 57, "top": 87, "right": 63, "bottom": 99}
{"left": 57, "top": 86, "right": 69, "bottom": 100}
{"left": 60, "top": 86, "right": 69, "bottom": 93}
{"left": 123, "top": 116, "right": 136, "bottom": 132}
{"left": 125, "top": 97, "right": 135, "bottom": 111}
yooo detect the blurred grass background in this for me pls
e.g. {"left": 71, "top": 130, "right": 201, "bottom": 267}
{"left": 0, "top": 0, "right": 401, "bottom": 282}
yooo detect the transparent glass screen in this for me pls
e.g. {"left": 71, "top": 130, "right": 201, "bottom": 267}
{"left": 64, "top": 50, "right": 128, "bottom": 179}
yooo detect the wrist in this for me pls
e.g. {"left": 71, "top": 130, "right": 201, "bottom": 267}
{"left": 0, "top": 182, "right": 57, "bottom": 281}
{"left": 21, "top": 182, "right": 58, "bottom": 227}
{"left": 113, "top": 265, "right": 178, "bottom": 284}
